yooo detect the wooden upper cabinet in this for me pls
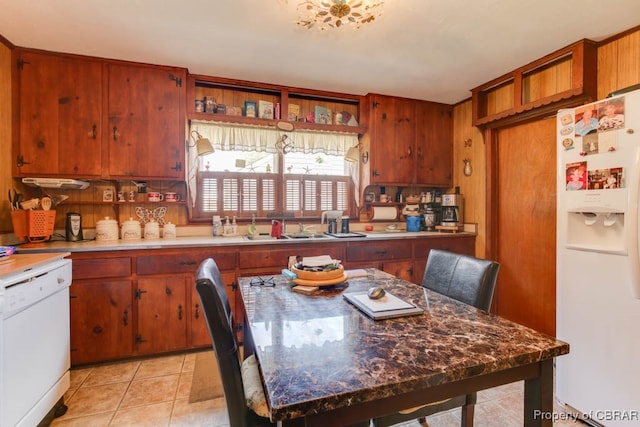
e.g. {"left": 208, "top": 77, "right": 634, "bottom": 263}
{"left": 14, "top": 50, "right": 186, "bottom": 180}
{"left": 106, "top": 63, "right": 186, "bottom": 180}
{"left": 15, "top": 50, "right": 103, "bottom": 177}
{"left": 415, "top": 100, "right": 453, "bottom": 186}
{"left": 369, "top": 95, "right": 415, "bottom": 185}
{"left": 471, "top": 39, "right": 597, "bottom": 128}
{"left": 368, "top": 94, "right": 452, "bottom": 187}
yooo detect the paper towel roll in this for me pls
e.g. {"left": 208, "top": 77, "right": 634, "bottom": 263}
{"left": 367, "top": 206, "right": 398, "bottom": 221}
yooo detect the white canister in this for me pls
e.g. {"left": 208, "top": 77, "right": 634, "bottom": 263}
{"left": 95, "top": 217, "right": 119, "bottom": 241}
{"left": 163, "top": 222, "right": 177, "bottom": 239}
{"left": 144, "top": 220, "right": 160, "bottom": 239}
{"left": 121, "top": 217, "right": 142, "bottom": 240}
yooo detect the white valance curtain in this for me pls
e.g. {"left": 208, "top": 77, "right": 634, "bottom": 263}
{"left": 187, "top": 121, "right": 360, "bottom": 208}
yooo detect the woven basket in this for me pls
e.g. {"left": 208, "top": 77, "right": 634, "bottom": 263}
{"left": 11, "top": 210, "right": 56, "bottom": 242}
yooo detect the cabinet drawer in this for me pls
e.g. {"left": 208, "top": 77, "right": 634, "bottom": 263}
{"left": 414, "top": 236, "right": 475, "bottom": 261}
{"left": 136, "top": 250, "right": 237, "bottom": 275}
{"left": 346, "top": 241, "right": 412, "bottom": 262}
{"left": 239, "top": 245, "right": 343, "bottom": 269}
{"left": 72, "top": 257, "right": 131, "bottom": 280}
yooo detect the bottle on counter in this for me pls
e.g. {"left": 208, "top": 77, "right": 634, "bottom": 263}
{"left": 212, "top": 215, "right": 222, "bottom": 236}
{"left": 223, "top": 216, "right": 232, "bottom": 236}
{"left": 232, "top": 216, "right": 238, "bottom": 235}
{"left": 248, "top": 214, "right": 257, "bottom": 237}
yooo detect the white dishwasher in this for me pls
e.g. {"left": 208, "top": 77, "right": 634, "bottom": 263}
{"left": 0, "top": 254, "right": 72, "bottom": 427}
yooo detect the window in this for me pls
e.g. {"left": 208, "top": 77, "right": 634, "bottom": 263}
{"left": 188, "top": 122, "right": 359, "bottom": 221}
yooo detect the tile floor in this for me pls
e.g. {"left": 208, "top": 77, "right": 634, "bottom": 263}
{"left": 50, "top": 350, "right": 586, "bottom": 427}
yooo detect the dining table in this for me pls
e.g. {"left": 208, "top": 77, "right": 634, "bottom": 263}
{"left": 239, "top": 268, "right": 569, "bottom": 427}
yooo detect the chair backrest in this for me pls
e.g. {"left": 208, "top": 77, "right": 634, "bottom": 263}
{"left": 422, "top": 249, "right": 500, "bottom": 311}
{"left": 196, "top": 258, "right": 248, "bottom": 427}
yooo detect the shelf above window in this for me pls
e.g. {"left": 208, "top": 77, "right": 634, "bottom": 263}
{"left": 186, "top": 74, "right": 367, "bottom": 135}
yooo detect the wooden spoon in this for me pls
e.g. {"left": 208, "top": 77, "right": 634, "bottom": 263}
{"left": 40, "top": 196, "right": 52, "bottom": 211}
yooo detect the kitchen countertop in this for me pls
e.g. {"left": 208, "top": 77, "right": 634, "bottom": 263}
{"left": 0, "top": 252, "right": 70, "bottom": 277}
{"left": 15, "top": 231, "right": 474, "bottom": 253}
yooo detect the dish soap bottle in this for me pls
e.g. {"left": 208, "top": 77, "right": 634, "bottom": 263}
{"left": 248, "top": 213, "right": 257, "bottom": 237}
{"left": 212, "top": 215, "right": 221, "bottom": 236}
{"left": 223, "top": 216, "right": 232, "bottom": 236}
{"left": 232, "top": 216, "right": 238, "bottom": 236}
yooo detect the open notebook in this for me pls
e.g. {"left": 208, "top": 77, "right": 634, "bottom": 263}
{"left": 344, "top": 291, "right": 424, "bottom": 320}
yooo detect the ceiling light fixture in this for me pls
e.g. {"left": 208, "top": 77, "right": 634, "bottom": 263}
{"left": 285, "top": 0, "right": 384, "bottom": 30}
{"left": 188, "top": 130, "right": 215, "bottom": 156}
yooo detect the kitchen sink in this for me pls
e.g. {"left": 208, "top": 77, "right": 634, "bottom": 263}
{"left": 283, "top": 232, "right": 329, "bottom": 239}
{"left": 243, "top": 234, "right": 279, "bottom": 241}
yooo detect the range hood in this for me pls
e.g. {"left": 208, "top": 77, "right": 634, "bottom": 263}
{"left": 22, "top": 177, "right": 90, "bottom": 190}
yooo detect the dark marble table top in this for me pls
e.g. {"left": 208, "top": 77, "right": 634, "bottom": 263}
{"left": 239, "top": 268, "right": 569, "bottom": 422}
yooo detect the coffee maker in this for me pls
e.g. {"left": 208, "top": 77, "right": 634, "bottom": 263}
{"left": 441, "top": 194, "right": 464, "bottom": 227}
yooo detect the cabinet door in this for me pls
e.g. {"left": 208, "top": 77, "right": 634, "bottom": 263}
{"left": 191, "top": 271, "right": 238, "bottom": 348}
{"left": 346, "top": 240, "right": 412, "bottom": 263}
{"left": 17, "top": 51, "right": 102, "bottom": 177}
{"left": 106, "top": 63, "right": 185, "bottom": 179}
{"left": 382, "top": 260, "right": 416, "bottom": 283}
{"left": 137, "top": 276, "right": 188, "bottom": 355}
{"left": 369, "top": 95, "right": 415, "bottom": 185}
{"left": 415, "top": 101, "right": 453, "bottom": 186}
{"left": 69, "top": 280, "right": 133, "bottom": 366}
{"left": 238, "top": 244, "right": 344, "bottom": 271}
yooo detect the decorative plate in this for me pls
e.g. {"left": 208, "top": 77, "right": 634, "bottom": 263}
{"left": 291, "top": 265, "right": 344, "bottom": 281}
{"left": 287, "top": 274, "right": 348, "bottom": 287}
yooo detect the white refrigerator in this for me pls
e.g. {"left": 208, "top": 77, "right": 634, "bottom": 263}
{"left": 556, "top": 89, "right": 640, "bottom": 426}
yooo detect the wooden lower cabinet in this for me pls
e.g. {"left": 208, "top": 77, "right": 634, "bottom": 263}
{"left": 345, "top": 236, "right": 475, "bottom": 284}
{"left": 238, "top": 244, "right": 344, "bottom": 273}
{"left": 135, "top": 249, "right": 238, "bottom": 354}
{"left": 70, "top": 255, "right": 133, "bottom": 365}
{"left": 69, "top": 279, "right": 133, "bottom": 365}
{"left": 191, "top": 271, "right": 237, "bottom": 348}
{"left": 412, "top": 235, "right": 476, "bottom": 284}
{"left": 136, "top": 276, "right": 189, "bottom": 355}
{"left": 345, "top": 240, "right": 416, "bottom": 281}
{"left": 381, "top": 260, "right": 416, "bottom": 283}
{"left": 69, "top": 235, "right": 474, "bottom": 365}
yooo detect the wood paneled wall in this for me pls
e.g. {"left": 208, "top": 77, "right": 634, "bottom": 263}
{"left": 0, "top": 42, "right": 12, "bottom": 235}
{"left": 453, "top": 27, "right": 640, "bottom": 258}
{"left": 597, "top": 30, "right": 640, "bottom": 99}
{"left": 452, "top": 101, "right": 486, "bottom": 257}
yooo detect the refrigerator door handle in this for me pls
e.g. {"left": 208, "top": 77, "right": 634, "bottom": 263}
{"left": 627, "top": 147, "right": 640, "bottom": 298}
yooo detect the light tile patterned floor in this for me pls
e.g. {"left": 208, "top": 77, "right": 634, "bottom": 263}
{"left": 50, "top": 350, "right": 585, "bottom": 427}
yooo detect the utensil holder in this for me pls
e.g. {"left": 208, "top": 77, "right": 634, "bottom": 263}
{"left": 11, "top": 210, "right": 56, "bottom": 242}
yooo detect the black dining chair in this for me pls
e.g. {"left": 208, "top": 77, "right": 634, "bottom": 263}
{"left": 371, "top": 249, "right": 500, "bottom": 427}
{"left": 195, "top": 258, "right": 274, "bottom": 427}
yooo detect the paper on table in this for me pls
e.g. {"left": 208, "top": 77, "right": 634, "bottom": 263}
{"left": 301, "top": 255, "right": 339, "bottom": 267}
{"left": 345, "top": 269, "right": 368, "bottom": 278}
{"left": 349, "top": 292, "right": 415, "bottom": 312}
